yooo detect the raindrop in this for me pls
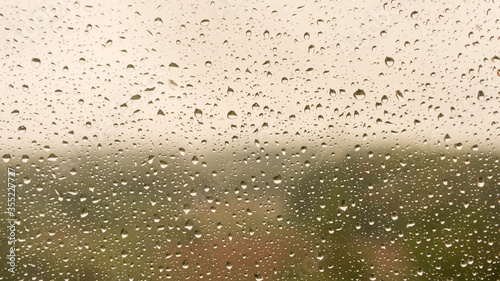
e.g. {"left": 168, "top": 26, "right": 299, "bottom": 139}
{"left": 183, "top": 204, "right": 191, "bottom": 214}
{"left": 395, "top": 90, "right": 404, "bottom": 100}
{"left": 273, "top": 175, "right": 282, "bottom": 184}
{"left": 308, "top": 45, "right": 315, "bottom": 54}
{"left": 477, "top": 90, "right": 485, "bottom": 101}
{"left": 353, "top": 89, "right": 366, "bottom": 100}
{"left": 194, "top": 108, "right": 203, "bottom": 118}
{"left": 2, "top": 154, "right": 11, "bottom": 163}
{"left": 31, "top": 58, "right": 41, "bottom": 68}
{"left": 154, "top": 17, "right": 163, "bottom": 26}
{"left": 47, "top": 154, "right": 58, "bottom": 162}
{"left": 339, "top": 200, "right": 348, "bottom": 211}
{"left": 227, "top": 111, "right": 238, "bottom": 119}
{"left": 385, "top": 57, "right": 394, "bottom": 67}
{"left": 477, "top": 177, "right": 485, "bottom": 187}
{"left": 191, "top": 156, "right": 199, "bottom": 165}
{"left": 120, "top": 228, "right": 128, "bottom": 239}
{"left": 390, "top": 211, "right": 399, "bottom": 221}
{"left": 81, "top": 208, "right": 89, "bottom": 218}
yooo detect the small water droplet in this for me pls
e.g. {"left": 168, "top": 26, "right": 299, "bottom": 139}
{"left": 183, "top": 204, "right": 191, "bottom": 214}
{"left": 254, "top": 274, "right": 263, "bottom": 281}
{"left": 31, "top": 58, "right": 41, "bottom": 68}
{"left": 353, "top": 89, "right": 366, "bottom": 100}
{"left": 339, "top": 200, "right": 348, "bottom": 211}
{"left": 477, "top": 90, "right": 485, "bottom": 101}
{"left": 273, "top": 175, "right": 282, "bottom": 184}
{"left": 47, "top": 154, "right": 58, "bottom": 162}
{"left": 477, "top": 177, "right": 485, "bottom": 187}
{"left": 385, "top": 57, "right": 394, "bottom": 67}
{"left": 81, "top": 208, "right": 89, "bottom": 218}
{"left": 227, "top": 111, "right": 238, "bottom": 119}
{"left": 395, "top": 90, "right": 404, "bottom": 100}
{"left": 154, "top": 17, "right": 163, "bottom": 26}
{"left": 2, "top": 154, "right": 11, "bottom": 163}
{"left": 194, "top": 108, "right": 203, "bottom": 118}
{"left": 390, "top": 211, "right": 399, "bottom": 221}
{"left": 121, "top": 228, "right": 128, "bottom": 239}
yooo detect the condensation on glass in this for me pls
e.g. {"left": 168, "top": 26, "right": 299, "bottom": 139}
{"left": 0, "top": 0, "right": 499, "bottom": 280}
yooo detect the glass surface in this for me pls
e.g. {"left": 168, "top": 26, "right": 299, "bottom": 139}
{"left": 1, "top": 0, "right": 499, "bottom": 280}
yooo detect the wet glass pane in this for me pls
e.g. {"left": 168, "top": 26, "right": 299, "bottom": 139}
{"left": 1, "top": 0, "right": 499, "bottom": 280}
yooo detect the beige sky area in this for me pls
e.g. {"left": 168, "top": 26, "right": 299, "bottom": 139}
{"left": 1, "top": 0, "right": 499, "bottom": 157}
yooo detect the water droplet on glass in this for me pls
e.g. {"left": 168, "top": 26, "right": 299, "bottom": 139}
{"left": 273, "top": 175, "right": 282, "bottom": 184}
{"left": 390, "top": 211, "right": 399, "bottom": 221}
{"left": 154, "top": 17, "right": 163, "bottom": 26}
{"left": 183, "top": 204, "right": 191, "bottom": 214}
{"left": 353, "top": 89, "right": 366, "bottom": 100}
{"left": 191, "top": 156, "right": 199, "bottom": 165}
{"left": 120, "top": 228, "right": 128, "bottom": 239}
{"left": 227, "top": 111, "right": 238, "bottom": 119}
{"left": 2, "top": 154, "right": 11, "bottom": 163}
{"left": 81, "top": 208, "right": 89, "bottom": 218}
{"left": 395, "top": 90, "right": 404, "bottom": 100}
{"left": 385, "top": 57, "right": 394, "bottom": 67}
{"left": 339, "top": 200, "right": 348, "bottom": 211}
{"left": 31, "top": 58, "right": 41, "bottom": 68}
{"left": 308, "top": 44, "right": 315, "bottom": 54}
{"left": 477, "top": 90, "right": 485, "bottom": 101}
{"left": 477, "top": 177, "right": 485, "bottom": 187}
{"left": 194, "top": 108, "right": 203, "bottom": 118}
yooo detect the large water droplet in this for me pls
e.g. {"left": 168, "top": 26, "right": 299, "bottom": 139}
{"left": 194, "top": 108, "right": 203, "bottom": 118}
{"left": 154, "top": 17, "right": 163, "bottom": 26}
{"left": 120, "top": 228, "right": 128, "bottom": 239}
{"left": 31, "top": 58, "right": 41, "bottom": 68}
{"left": 385, "top": 57, "right": 394, "bottom": 67}
{"left": 353, "top": 89, "right": 366, "bottom": 100}
{"left": 227, "top": 111, "right": 238, "bottom": 119}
